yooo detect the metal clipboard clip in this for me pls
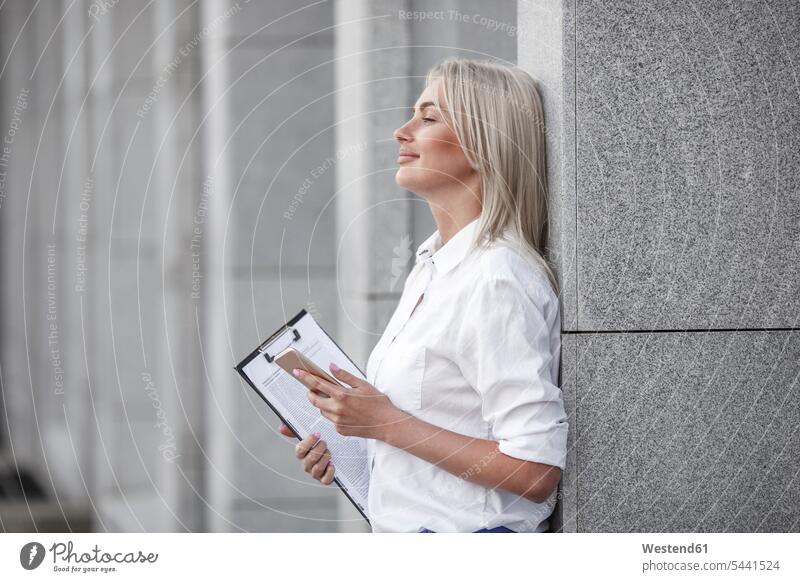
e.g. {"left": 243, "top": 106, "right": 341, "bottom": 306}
{"left": 257, "top": 326, "right": 302, "bottom": 363}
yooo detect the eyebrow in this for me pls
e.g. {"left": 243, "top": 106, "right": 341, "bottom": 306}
{"left": 413, "top": 101, "right": 437, "bottom": 113}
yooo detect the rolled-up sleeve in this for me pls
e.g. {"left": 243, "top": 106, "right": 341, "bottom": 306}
{"left": 454, "top": 273, "right": 568, "bottom": 469}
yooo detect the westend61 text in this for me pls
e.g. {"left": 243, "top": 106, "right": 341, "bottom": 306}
{"left": 642, "top": 543, "right": 708, "bottom": 554}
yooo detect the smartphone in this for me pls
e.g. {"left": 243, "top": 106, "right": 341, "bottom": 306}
{"left": 274, "top": 348, "right": 346, "bottom": 391}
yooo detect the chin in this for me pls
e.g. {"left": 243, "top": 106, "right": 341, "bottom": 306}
{"left": 395, "top": 168, "right": 425, "bottom": 193}
{"left": 394, "top": 169, "right": 411, "bottom": 189}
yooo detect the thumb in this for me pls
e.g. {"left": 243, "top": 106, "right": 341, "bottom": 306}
{"left": 278, "top": 423, "right": 298, "bottom": 438}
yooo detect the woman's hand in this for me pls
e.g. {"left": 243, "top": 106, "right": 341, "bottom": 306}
{"left": 278, "top": 423, "right": 298, "bottom": 438}
{"left": 291, "top": 363, "right": 407, "bottom": 440}
{"left": 278, "top": 425, "right": 336, "bottom": 485}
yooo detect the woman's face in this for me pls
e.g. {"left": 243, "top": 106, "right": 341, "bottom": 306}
{"left": 393, "top": 80, "right": 478, "bottom": 198}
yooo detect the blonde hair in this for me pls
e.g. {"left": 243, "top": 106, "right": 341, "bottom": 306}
{"left": 425, "top": 58, "right": 559, "bottom": 297}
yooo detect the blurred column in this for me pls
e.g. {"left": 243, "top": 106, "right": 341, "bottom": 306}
{"left": 85, "top": 0, "right": 204, "bottom": 532}
{"left": 334, "top": 0, "right": 413, "bottom": 532}
{"left": 84, "top": 0, "right": 117, "bottom": 530}
{"left": 151, "top": 0, "right": 205, "bottom": 532}
{"left": 199, "top": 0, "right": 235, "bottom": 533}
{"left": 201, "top": 0, "right": 343, "bottom": 533}
{"left": 0, "top": 0, "right": 95, "bottom": 531}
{"left": 16, "top": 0, "right": 65, "bottom": 506}
{"left": 0, "top": 1, "right": 37, "bottom": 476}
{"left": 55, "top": 0, "right": 92, "bottom": 507}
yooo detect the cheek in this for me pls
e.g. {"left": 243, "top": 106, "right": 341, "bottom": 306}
{"left": 421, "top": 128, "right": 459, "bottom": 156}
{"left": 421, "top": 133, "right": 471, "bottom": 174}
{"left": 419, "top": 124, "right": 464, "bottom": 160}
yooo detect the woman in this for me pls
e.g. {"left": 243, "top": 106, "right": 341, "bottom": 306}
{"left": 280, "top": 58, "right": 568, "bottom": 533}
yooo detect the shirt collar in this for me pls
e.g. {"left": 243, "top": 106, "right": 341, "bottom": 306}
{"left": 415, "top": 217, "right": 481, "bottom": 277}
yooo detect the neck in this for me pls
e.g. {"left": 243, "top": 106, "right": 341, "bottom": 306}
{"left": 426, "top": 183, "right": 482, "bottom": 245}
{"left": 432, "top": 211, "right": 480, "bottom": 246}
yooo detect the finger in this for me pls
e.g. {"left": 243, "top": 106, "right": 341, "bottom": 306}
{"left": 278, "top": 424, "right": 298, "bottom": 438}
{"left": 317, "top": 408, "right": 337, "bottom": 424}
{"left": 294, "top": 432, "right": 321, "bottom": 459}
{"left": 310, "top": 451, "right": 332, "bottom": 480}
{"left": 307, "top": 389, "right": 335, "bottom": 413}
{"left": 292, "top": 369, "right": 335, "bottom": 398}
{"left": 320, "top": 461, "right": 335, "bottom": 485}
{"left": 302, "top": 439, "right": 328, "bottom": 473}
{"left": 329, "top": 363, "right": 359, "bottom": 388}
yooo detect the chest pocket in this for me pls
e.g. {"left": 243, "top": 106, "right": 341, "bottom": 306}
{"left": 374, "top": 346, "right": 425, "bottom": 412}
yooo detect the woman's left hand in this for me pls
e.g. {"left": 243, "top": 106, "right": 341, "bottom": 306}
{"left": 292, "top": 363, "right": 405, "bottom": 440}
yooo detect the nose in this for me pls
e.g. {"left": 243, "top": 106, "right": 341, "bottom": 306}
{"left": 393, "top": 118, "right": 412, "bottom": 143}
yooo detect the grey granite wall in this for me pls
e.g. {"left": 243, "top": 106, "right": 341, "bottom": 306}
{"left": 519, "top": 0, "right": 800, "bottom": 532}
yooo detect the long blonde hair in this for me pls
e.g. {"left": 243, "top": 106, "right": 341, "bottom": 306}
{"left": 425, "top": 58, "right": 559, "bottom": 297}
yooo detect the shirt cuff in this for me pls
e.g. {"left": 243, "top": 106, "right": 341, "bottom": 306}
{"left": 496, "top": 422, "right": 568, "bottom": 470}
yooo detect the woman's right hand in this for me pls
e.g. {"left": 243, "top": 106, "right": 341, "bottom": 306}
{"left": 279, "top": 424, "right": 336, "bottom": 485}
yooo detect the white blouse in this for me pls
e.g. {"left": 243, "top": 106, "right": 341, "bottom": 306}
{"left": 365, "top": 217, "right": 569, "bottom": 533}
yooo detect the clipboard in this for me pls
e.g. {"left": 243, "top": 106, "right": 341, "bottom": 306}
{"left": 234, "top": 309, "right": 371, "bottom": 525}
